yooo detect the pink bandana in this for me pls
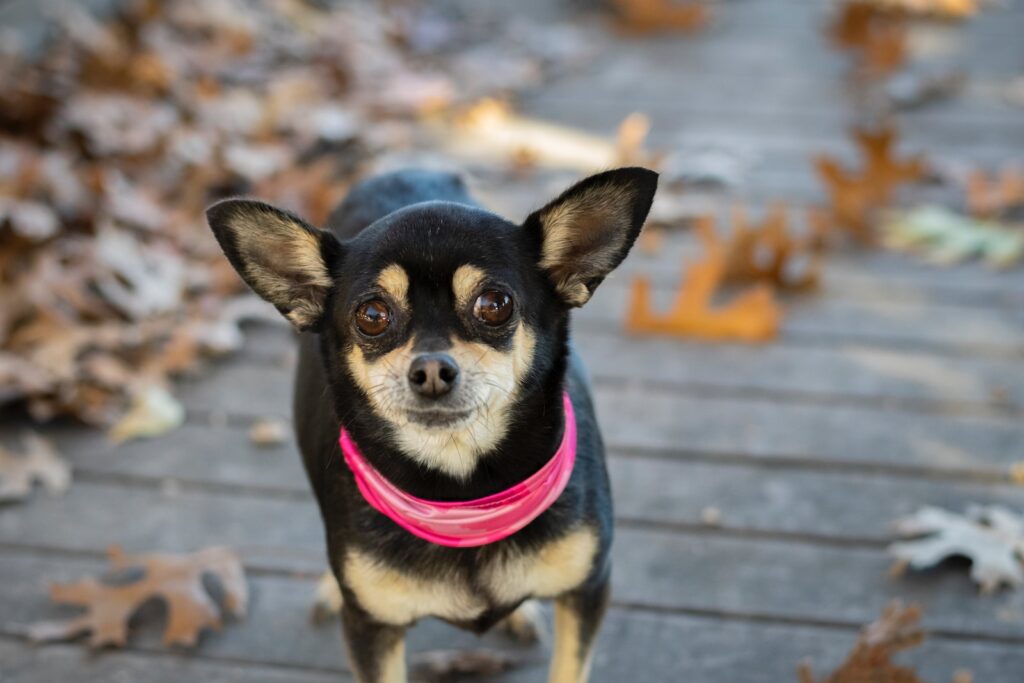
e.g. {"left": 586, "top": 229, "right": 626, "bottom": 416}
{"left": 339, "top": 392, "right": 577, "bottom": 548}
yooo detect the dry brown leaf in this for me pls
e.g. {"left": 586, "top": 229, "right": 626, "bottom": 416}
{"left": 625, "top": 217, "right": 782, "bottom": 342}
{"left": 829, "top": 3, "right": 908, "bottom": 77}
{"left": 815, "top": 125, "right": 926, "bottom": 243}
{"left": 27, "top": 545, "right": 248, "bottom": 648}
{"left": 862, "top": 0, "right": 979, "bottom": 18}
{"left": 855, "top": 126, "right": 928, "bottom": 203}
{"left": 249, "top": 419, "right": 287, "bottom": 447}
{"left": 798, "top": 601, "right": 927, "bottom": 683}
{"left": 966, "top": 167, "right": 1024, "bottom": 219}
{"left": 722, "top": 205, "right": 823, "bottom": 291}
{"left": 612, "top": 0, "right": 710, "bottom": 34}
{"left": 0, "top": 432, "right": 70, "bottom": 503}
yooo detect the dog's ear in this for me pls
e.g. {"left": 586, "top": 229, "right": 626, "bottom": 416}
{"left": 524, "top": 167, "right": 658, "bottom": 306}
{"left": 206, "top": 199, "right": 342, "bottom": 331}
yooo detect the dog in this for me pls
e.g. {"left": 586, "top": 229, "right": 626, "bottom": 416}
{"left": 206, "top": 166, "right": 658, "bottom": 683}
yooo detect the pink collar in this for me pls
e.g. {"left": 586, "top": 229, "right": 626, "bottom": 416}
{"left": 338, "top": 392, "right": 577, "bottom": 548}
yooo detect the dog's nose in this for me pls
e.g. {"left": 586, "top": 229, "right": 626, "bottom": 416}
{"left": 408, "top": 353, "right": 460, "bottom": 398}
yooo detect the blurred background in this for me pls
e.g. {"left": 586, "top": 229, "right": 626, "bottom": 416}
{"left": 1, "top": 0, "right": 1023, "bottom": 681}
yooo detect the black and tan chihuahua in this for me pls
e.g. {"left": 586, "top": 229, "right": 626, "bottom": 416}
{"left": 206, "top": 167, "right": 658, "bottom": 683}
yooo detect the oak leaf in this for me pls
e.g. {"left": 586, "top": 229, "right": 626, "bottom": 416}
{"left": 798, "top": 601, "right": 926, "bottom": 683}
{"left": 828, "top": 3, "right": 908, "bottom": 76}
{"left": 889, "top": 505, "right": 1024, "bottom": 593}
{"left": 625, "top": 217, "right": 782, "bottom": 342}
{"left": 0, "top": 432, "right": 70, "bottom": 503}
{"left": 815, "top": 125, "right": 926, "bottom": 242}
{"left": 722, "top": 205, "right": 823, "bottom": 291}
{"left": 27, "top": 545, "right": 248, "bottom": 648}
{"left": 965, "top": 167, "right": 1024, "bottom": 219}
{"left": 611, "top": 0, "right": 710, "bottom": 35}
{"left": 881, "top": 206, "right": 1024, "bottom": 268}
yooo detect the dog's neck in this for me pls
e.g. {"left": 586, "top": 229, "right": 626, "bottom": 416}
{"left": 332, "top": 353, "right": 569, "bottom": 503}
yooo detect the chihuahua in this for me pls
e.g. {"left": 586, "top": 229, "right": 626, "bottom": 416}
{"left": 206, "top": 166, "right": 657, "bottom": 683}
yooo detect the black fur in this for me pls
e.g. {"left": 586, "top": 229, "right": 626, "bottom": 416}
{"left": 207, "top": 167, "right": 657, "bottom": 681}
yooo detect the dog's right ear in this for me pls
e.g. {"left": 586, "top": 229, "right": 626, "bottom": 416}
{"left": 206, "top": 199, "right": 343, "bottom": 332}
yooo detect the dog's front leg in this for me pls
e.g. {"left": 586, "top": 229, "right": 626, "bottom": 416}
{"left": 341, "top": 603, "right": 407, "bottom": 683}
{"left": 548, "top": 577, "right": 611, "bottom": 683}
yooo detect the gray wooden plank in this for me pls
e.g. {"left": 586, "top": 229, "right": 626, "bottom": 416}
{"left": 0, "top": 638, "right": 345, "bottom": 683}
{"left": 3, "top": 480, "right": 1023, "bottom": 638}
{"left": 15, "top": 420, "right": 1024, "bottom": 541}
{"left": 611, "top": 527, "right": 1024, "bottom": 640}
{"left": 575, "top": 333, "right": 1024, "bottom": 410}
{"left": 3, "top": 550, "right": 1024, "bottom": 683}
{"left": 595, "top": 382, "right": 1024, "bottom": 475}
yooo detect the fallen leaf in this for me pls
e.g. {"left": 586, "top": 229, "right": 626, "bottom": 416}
{"left": 612, "top": 0, "right": 710, "bottom": 34}
{"left": 722, "top": 205, "right": 824, "bottom": 291}
{"left": 880, "top": 206, "right": 1024, "bottom": 268}
{"left": 798, "top": 601, "right": 927, "bottom": 683}
{"left": 861, "top": 0, "right": 979, "bottom": 19}
{"left": 814, "top": 157, "right": 880, "bottom": 243}
{"left": 108, "top": 385, "right": 186, "bottom": 444}
{"left": 441, "top": 99, "right": 656, "bottom": 172}
{"left": 26, "top": 545, "right": 248, "bottom": 648}
{"left": 625, "top": 217, "right": 782, "bottom": 342}
{"left": 965, "top": 167, "right": 1024, "bottom": 219}
{"left": 249, "top": 419, "right": 287, "bottom": 447}
{"left": 889, "top": 505, "right": 1024, "bottom": 593}
{"left": 411, "top": 649, "right": 524, "bottom": 682}
{"left": 828, "top": 2, "right": 908, "bottom": 76}
{"left": 815, "top": 125, "right": 927, "bottom": 242}
{"left": 855, "top": 126, "right": 928, "bottom": 204}
{"left": 0, "top": 432, "right": 70, "bottom": 503}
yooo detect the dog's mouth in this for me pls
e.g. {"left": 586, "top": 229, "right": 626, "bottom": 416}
{"left": 404, "top": 407, "right": 474, "bottom": 428}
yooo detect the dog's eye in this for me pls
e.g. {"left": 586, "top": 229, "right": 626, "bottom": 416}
{"left": 473, "top": 291, "right": 513, "bottom": 326}
{"left": 355, "top": 300, "right": 392, "bottom": 336}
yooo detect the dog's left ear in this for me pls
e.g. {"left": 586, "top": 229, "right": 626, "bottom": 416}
{"left": 524, "top": 167, "right": 658, "bottom": 306}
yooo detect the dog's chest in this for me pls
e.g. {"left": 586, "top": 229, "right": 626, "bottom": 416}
{"left": 343, "top": 527, "right": 597, "bottom": 625}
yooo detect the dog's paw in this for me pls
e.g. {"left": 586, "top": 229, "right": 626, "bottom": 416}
{"left": 496, "top": 599, "right": 547, "bottom": 644}
{"left": 310, "top": 571, "right": 344, "bottom": 624}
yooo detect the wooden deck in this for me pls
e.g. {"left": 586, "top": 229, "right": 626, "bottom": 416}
{"left": 3, "top": 1, "right": 1024, "bottom": 681}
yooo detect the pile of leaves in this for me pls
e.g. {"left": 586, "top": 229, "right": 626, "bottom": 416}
{"left": 0, "top": 0, "right": 593, "bottom": 431}
{"left": 799, "top": 602, "right": 972, "bottom": 683}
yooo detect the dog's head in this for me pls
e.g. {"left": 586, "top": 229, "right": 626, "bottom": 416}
{"left": 207, "top": 168, "right": 657, "bottom": 479}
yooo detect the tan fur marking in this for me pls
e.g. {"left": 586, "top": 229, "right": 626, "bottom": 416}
{"left": 548, "top": 598, "right": 593, "bottom": 683}
{"left": 344, "top": 549, "right": 485, "bottom": 625}
{"left": 377, "top": 637, "right": 406, "bottom": 683}
{"left": 538, "top": 183, "right": 637, "bottom": 306}
{"left": 451, "top": 264, "right": 487, "bottom": 309}
{"left": 484, "top": 527, "right": 598, "bottom": 605}
{"left": 313, "top": 570, "right": 344, "bottom": 616}
{"left": 376, "top": 264, "right": 409, "bottom": 309}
